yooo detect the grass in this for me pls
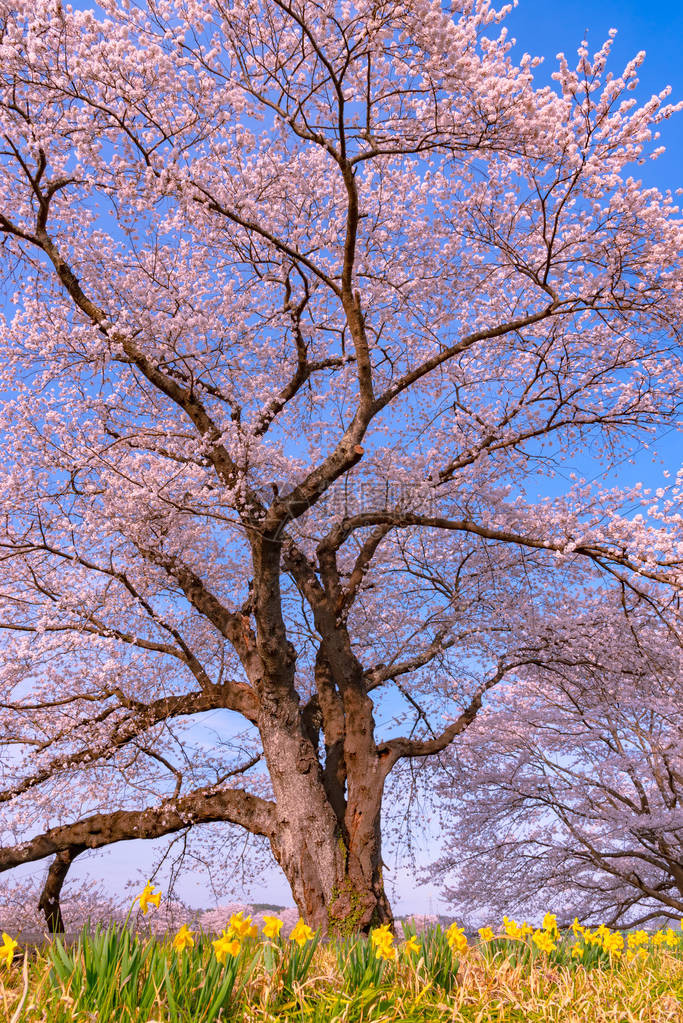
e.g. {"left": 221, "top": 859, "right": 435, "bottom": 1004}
{"left": 1, "top": 912, "right": 681, "bottom": 1022}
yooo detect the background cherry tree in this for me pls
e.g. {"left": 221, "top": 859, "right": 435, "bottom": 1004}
{"left": 0, "top": 0, "right": 682, "bottom": 934}
{"left": 426, "top": 596, "right": 683, "bottom": 929}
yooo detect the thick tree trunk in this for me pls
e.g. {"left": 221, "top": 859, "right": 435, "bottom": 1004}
{"left": 269, "top": 797, "right": 392, "bottom": 935}
{"left": 250, "top": 535, "right": 393, "bottom": 934}
{"left": 260, "top": 701, "right": 393, "bottom": 935}
{"left": 38, "top": 847, "right": 78, "bottom": 933}
{"left": 255, "top": 683, "right": 391, "bottom": 933}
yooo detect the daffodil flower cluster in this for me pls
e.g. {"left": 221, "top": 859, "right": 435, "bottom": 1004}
{"left": 532, "top": 929, "right": 557, "bottom": 953}
{"left": 208, "top": 910, "right": 259, "bottom": 961}
{"left": 572, "top": 922, "right": 625, "bottom": 959}
{"left": 170, "top": 911, "right": 305, "bottom": 963}
{"left": 227, "top": 910, "right": 259, "bottom": 941}
{"left": 559, "top": 917, "right": 682, "bottom": 963}
{"left": 651, "top": 927, "right": 680, "bottom": 949}
{"left": 503, "top": 916, "right": 533, "bottom": 940}
{"left": 370, "top": 924, "right": 397, "bottom": 961}
{"left": 212, "top": 932, "right": 241, "bottom": 963}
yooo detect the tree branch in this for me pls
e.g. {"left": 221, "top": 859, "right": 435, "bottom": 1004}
{"left": 0, "top": 783, "right": 276, "bottom": 872}
{"left": 378, "top": 659, "right": 512, "bottom": 761}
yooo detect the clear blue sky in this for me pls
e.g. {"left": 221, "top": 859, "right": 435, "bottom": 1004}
{"left": 507, "top": 0, "right": 683, "bottom": 188}
{"left": 4, "top": 0, "right": 683, "bottom": 919}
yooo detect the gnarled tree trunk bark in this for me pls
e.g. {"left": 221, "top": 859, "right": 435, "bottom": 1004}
{"left": 264, "top": 727, "right": 393, "bottom": 935}
{"left": 269, "top": 811, "right": 392, "bottom": 935}
{"left": 251, "top": 532, "right": 397, "bottom": 934}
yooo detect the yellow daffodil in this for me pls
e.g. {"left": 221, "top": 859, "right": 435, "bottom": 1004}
{"left": 0, "top": 933, "right": 17, "bottom": 968}
{"left": 478, "top": 926, "right": 495, "bottom": 943}
{"left": 542, "top": 912, "right": 559, "bottom": 937}
{"left": 652, "top": 930, "right": 666, "bottom": 947}
{"left": 571, "top": 917, "right": 584, "bottom": 938}
{"left": 290, "top": 918, "right": 315, "bottom": 947}
{"left": 212, "top": 932, "right": 229, "bottom": 963}
{"left": 665, "top": 928, "right": 679, "bottom": 948}
{"left": 371, "top": 924, "right": 392, "bottom": 947}
{"left": 136, "top": 881, "right": 161, "bottom": 915}
{"left": 375, "top": 939, "right": 397, "bottom": 961}
{"left": 403, "top": 935, "right": 420, "bottom": 955}
{"left": 172, "top": 924, "right": 195, "bottom": 953}
{"left": 520, "top": 922, "right": 533, "bottom": 937}
{"left": 627, "top": 930, "right": 649, "bottom": 950}
{"left": 503, "top": 916, "right": 522, "bottom": 939}
{"left": 262, "top": 915, "right": 283, "bottom": 939}
{"left": 228, "top": 911, "right": 255, "bottom": 939}
{"left": 446, "top": 922, "right": 468, "bottom": 954}
{"left": 212, "top": 931, "right": 241, "bottom": 964}
{"left": 602, "top": 931, "right": 624, "bottom": 955}
{"left": 370, "top": 924, "right": 396, "bottom": 961}
{"left": 571, "top": 944, "right": 584, "bottom": 959}
{"left": 532, "top": 929, "right": 556, "bottom": 953}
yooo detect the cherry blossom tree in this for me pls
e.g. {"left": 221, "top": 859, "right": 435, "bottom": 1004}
{"left": 0, "top": 0, "right": 682, "bottom": 934}
{"left": 427, "top": 597, "right": 683, "bottom": 929}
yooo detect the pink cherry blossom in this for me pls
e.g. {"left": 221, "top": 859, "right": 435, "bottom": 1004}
{"left": 0, "top": 0, "right": 680, "bottom": 934}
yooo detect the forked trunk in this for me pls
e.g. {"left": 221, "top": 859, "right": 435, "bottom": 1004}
{"left": 269, "top": 798, "right": 392, "bottom": 935}
{"left": 253, "top": 540, "right": 395, "bottom": 934}
{"left": 260, "top": 708, "right": 393, "bottom": 934}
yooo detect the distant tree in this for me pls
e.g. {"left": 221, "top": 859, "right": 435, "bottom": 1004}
{"left": 428, "top": 599, "right": 683, "bottom": 928}
{"left": 0, "top": 0, "right": 681, "bottom": 934}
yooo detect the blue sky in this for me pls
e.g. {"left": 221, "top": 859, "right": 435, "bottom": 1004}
{"left": 3, "top": 0, "right": 683, "bottom": 920}
{"left": 508, "top": 0, "right": 683, "bottom": 186}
